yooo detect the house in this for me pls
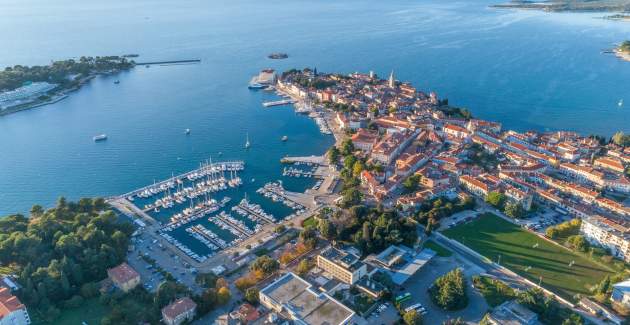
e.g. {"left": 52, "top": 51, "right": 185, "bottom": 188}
{"left": 259, "top": 272, "right": 355, "bottom": 325}
{"left": 0, "top": 287, "right": 30, "bottom": 325}
{"left": 229, "top": 303, "right": 261, "bottom": 324}
{"left": 594, "top": 157, "right": 626, "bottom": 174}
{"left": 107, "top": 262, "right": 141, "bottom": 292}
{"left": 317, "top": 246, "right": 367, "bottom": 284}
{"left": 458, "top": 174, "right": 499, "bottom": 198}
{"left": 487, "top": 300, "right": 538, "bottom": 325}
{"left": 612, "top": 279, "right": 630, "bottom": 308}
{"left": 161, "top": 297, "right": 197, "bottom": 325}
{"left": 351, "top": 129, "right": 379, "bottom": 152}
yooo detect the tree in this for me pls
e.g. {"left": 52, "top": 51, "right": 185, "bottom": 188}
{"left": 546, "top": 227, "right": 559, "bottom": 239}
{"left": 328, "top": 146, "right": 340, "bottom": 165}
{"left": 403, "top": 310, "right": 422, "bottom": 325}
{"left": 341, "top": 188, "right": 362, "bottom": 207}
{"left": 341, "top": 139, "right": 354, "bottom": 156}
{"left": 155, "top": 281, "right": 189, "bottom": 308}
{"left": 566, "top": 235, "right": 589, "bottom": 252}
{"left": 429, "top": 268, "right": 468, "bottom": 310}
{"left": 504, "top": 202, "right": 525, "bottom": 219}
{"left": 296, "top": 259, "right": 311, "bottom": 276}
{"left": 352, "top": 160, "right": 364, "bottom": 178}
{"left": 245, "top": 287, "right": 259, "bottom": 304}
{"left": 250, "top": 256, "right": 279, "bottom": 278}
{"left": 195, "top": 288, "right": 217, "bottom": 314}
{"left": 612, "top": 131, "right": 630, "bottom": 147}
{"left": 486, "top": 192, "right": 506, "bottom": 209}
{"left": 318, "top": 219, "right": 336, "bottom": 240}
{"left": 216, "top": 287, "right": 231, "bottom": 305}
{"left": 274, "top": 224, "right": 286, "bottom": 234}
{"left": 402, "top": 175, "right": 421, "bottom": 193}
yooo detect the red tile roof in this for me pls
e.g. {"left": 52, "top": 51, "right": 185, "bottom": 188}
{"left": 107, "top": 263, "right": 139, "bottom": 285}
{"left": 0, "top": 287, "right": 25, "bottom": 318}
{"left": 162, "top": 297, "right": 196, "bottom": 320}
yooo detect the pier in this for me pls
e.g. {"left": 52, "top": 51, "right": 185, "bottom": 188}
{"left": 262, "top": 99, "right": 295, "bottom": 107}
{"left": 214, "top": 212, "right": 252, "bottom": 237}
{"left": 233, "top": 199, "right": 275, "bottom": 224}
{"left": 118, "top": 160, "right": 244, "bottom": 200}
{"left": 280, "top": 155, "right": 325, "bottom": 165}
{"left": 136, "top": 59, "right": 201, "bottom": 66}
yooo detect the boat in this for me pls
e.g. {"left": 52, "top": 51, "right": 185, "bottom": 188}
{"left": 93, "top": 134, "right": 108, "bottom": 142}
{"left": 248, "top": 81, "right": 266, "bottom": 90}
{"left": 145, "top": 65, "right": 150, "bottom": 68}
{"left": 185, "top": 128, "right": 191, "bottom": 135}
{"left": 619, "top": 99, "right": 624, "bottom": 107}
{"left": 245, "top": 133, "right": 251, "bottom": 149}
{"left": 281, "top": 135, "right": 288, "bottom": 141}
{"left": 114, "top": 80, "right": 120, "bottom": 84}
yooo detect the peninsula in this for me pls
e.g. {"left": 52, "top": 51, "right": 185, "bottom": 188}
{"left": 0, "top": 56, "right": 134, "bottom": 116}
{"left": 615, "top": 40, "right": 630, "bottom": 61}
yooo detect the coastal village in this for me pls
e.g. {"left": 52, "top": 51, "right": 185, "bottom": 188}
{"left": 2, "top": 67, "right": 630, "bottom": 325}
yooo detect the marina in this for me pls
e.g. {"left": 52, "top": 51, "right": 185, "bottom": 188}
{"left": 257, "top": 181, "right": 306, "bottom": 214}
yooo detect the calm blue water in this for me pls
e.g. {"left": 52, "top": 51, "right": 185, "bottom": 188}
{"left": 1, "top": 0, "right": 630, "bottom": 215}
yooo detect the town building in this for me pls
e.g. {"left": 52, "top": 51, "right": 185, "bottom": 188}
{"left": 487, "top": 300, "right": 538, "bottom": 325}
{"left": 317, "top": 246, "right": 367, "bottom": 284}
{"left": 161, "top": 297, "right": 197, "bottom": 325}
{"left": 580, "top": 216, "right": 630, "bottom": 262}
{"left": 0, "top": 287, "right": 30, "bottom": 325}
{"left": 259, "top": 272, "right": 355, "bottom": 325}
{"left": 107, "top": 262, "right": 141, "bottom": 292}
{"left": 366, "top": 245, "right": 435, "bottom": 285}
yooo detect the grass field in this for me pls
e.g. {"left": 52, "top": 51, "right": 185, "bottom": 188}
{"left": 53, "top": 298, "right": 108, "bottom": 325}
{"left": 302, "top": 216, "right": 318, "bottom": 228}
{"left": 443, "top": 213, "right": 614, "bottom": 300}
{"left": 423, "top": 239, "right": 453, "bottom": 257}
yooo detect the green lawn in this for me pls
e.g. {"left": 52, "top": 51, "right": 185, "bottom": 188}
{"left": 54, "top": 298, "right": 109, "bottom": 325}
{"left": 302, "top": 216, "right": 318, "bottom": 228}
{"left": 442, "top": 213, "right": 614, "bottom": 300}
{"left": 423, "top": 239, "right": 453, "bottom": 257}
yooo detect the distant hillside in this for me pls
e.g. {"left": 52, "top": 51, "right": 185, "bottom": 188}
{"left": 492, "top": 0, "right": 630, "bottom": 12}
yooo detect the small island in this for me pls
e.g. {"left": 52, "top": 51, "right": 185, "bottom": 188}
{"left": 268, "top": 52, "right": 289, "bottom": 60}
{"left": 492, "top": 0, "right": 630, "bottom": 12}
{"left": 0, "top": 56, "right": 135, "bottom": 116}
{"left": 615, "top": 40, "right": 630, "bottom": 61}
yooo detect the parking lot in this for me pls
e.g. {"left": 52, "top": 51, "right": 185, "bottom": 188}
{"left": 365, "top": 302, "right": 399, "bottom": 325}
{"left": 127, "top": 232, "right": 202, "bottom": 294}
{"left": 397, "top": 255, "right": 489, "bottom": 324}
{"left": 513, "top": 206, "right": 570, "bottom": 234}
{"left": 438, "top": 209, "right": 478, "bottom": 231}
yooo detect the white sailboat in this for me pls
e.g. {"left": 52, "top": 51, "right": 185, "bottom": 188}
{"left": 618, "top": 99, "right": 624, "bottom": 107}
{"left": 245, "top": 133, "right": 251, "bottom": 149}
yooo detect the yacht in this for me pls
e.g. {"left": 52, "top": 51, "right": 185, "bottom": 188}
{"left": 619, "top": 99, "right": 624, "bottom": 107}
{"left": 281, "top": 135, "right": 288, "bottom": 141}
{"left": 93, "top": 134, "right": 108, "bottom": 142}
{"left": 114, "top": 80, "right": 120, "bottom": 84}
{"left": 185, "top": 128, "right": 191, "bottom": 135}
{"left": 245, "top": 133, "right": 251, "bottom": 149}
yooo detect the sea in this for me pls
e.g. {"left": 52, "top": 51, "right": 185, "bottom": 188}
{"left": 1, "top": 0, "right": 630, "bottom": 217}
